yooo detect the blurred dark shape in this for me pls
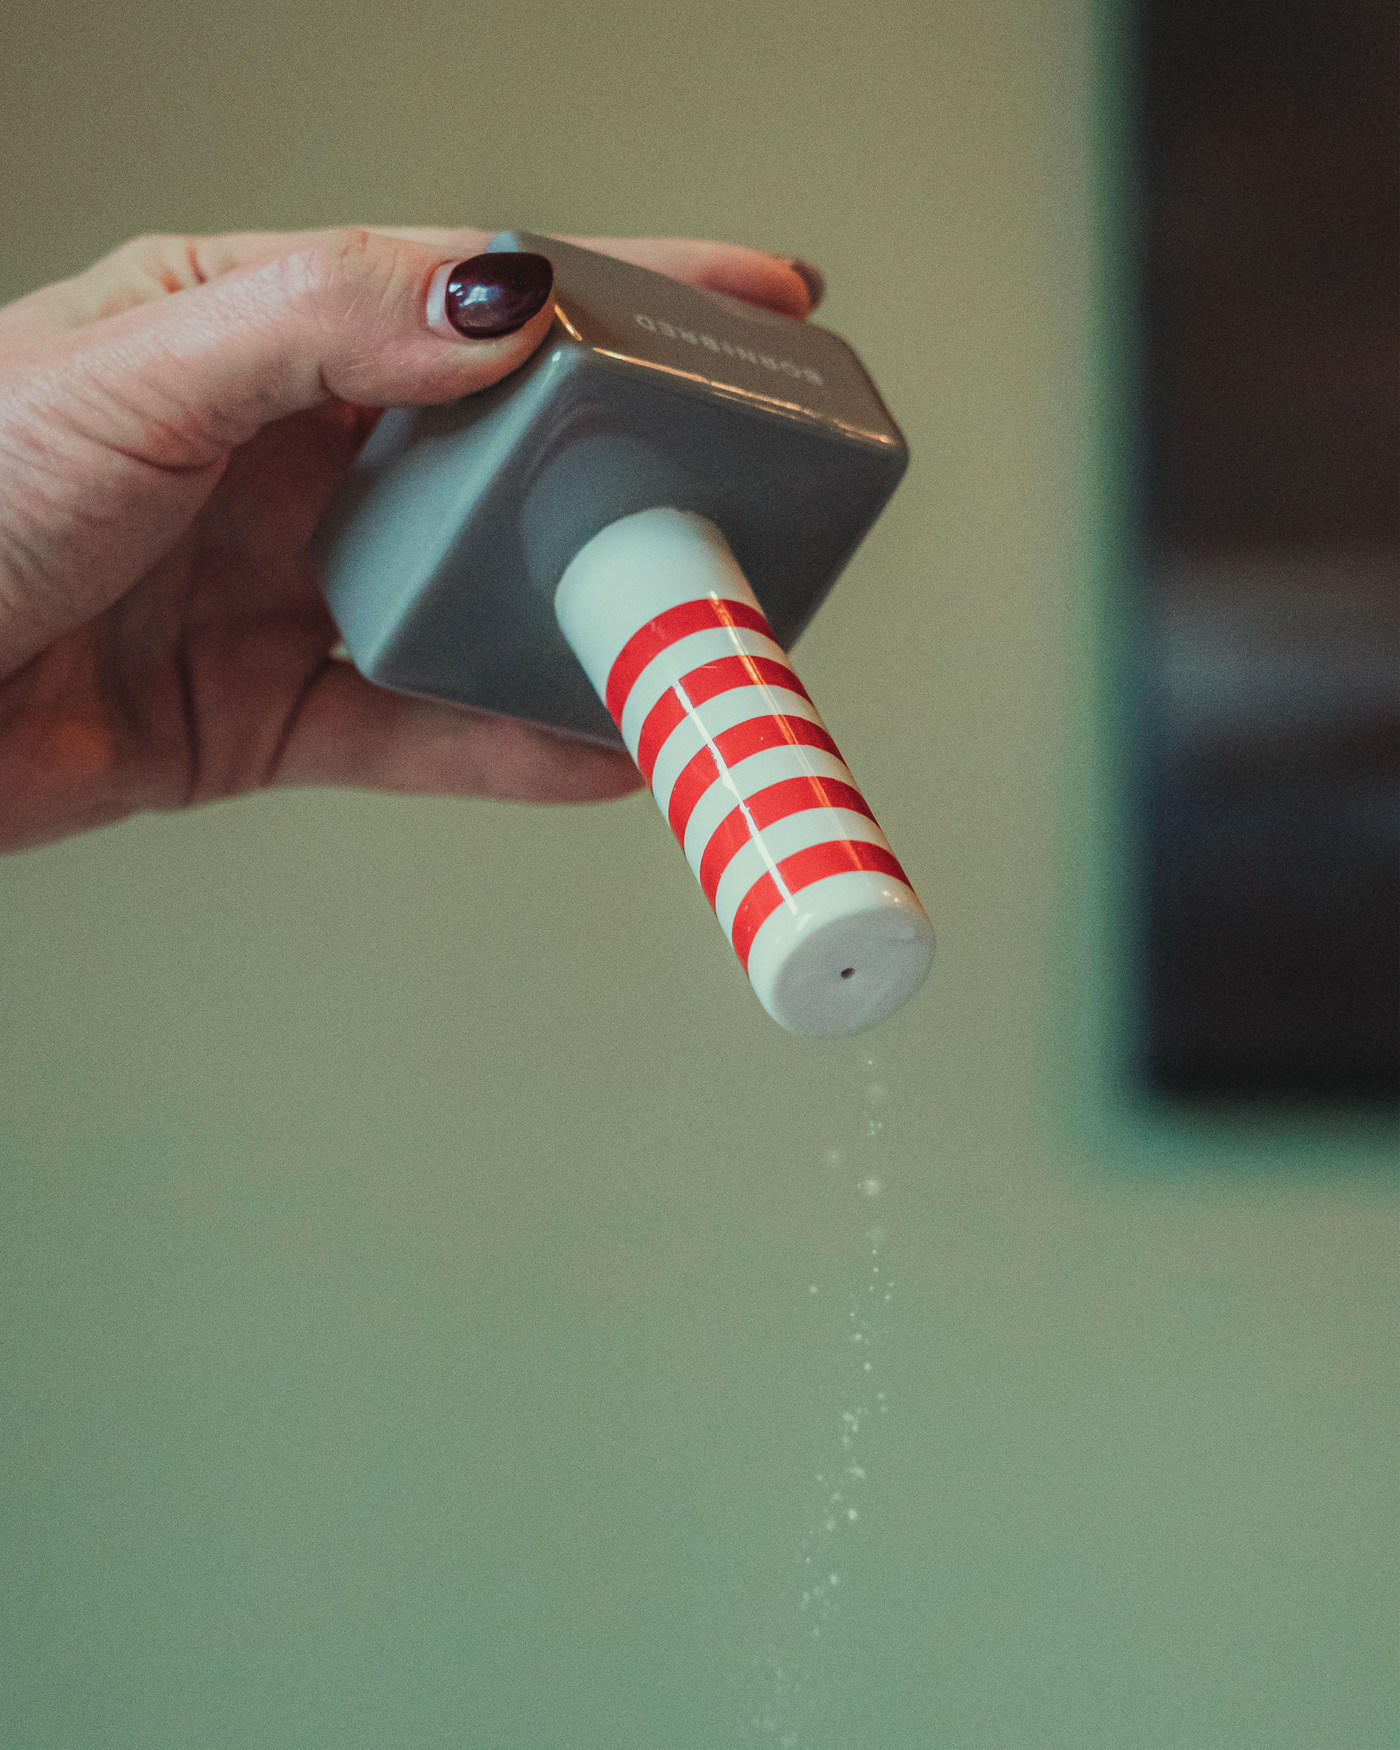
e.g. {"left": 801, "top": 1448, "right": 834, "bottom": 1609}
{"left": 1139, "top": 0, "right": 1400, "bottom": 1100}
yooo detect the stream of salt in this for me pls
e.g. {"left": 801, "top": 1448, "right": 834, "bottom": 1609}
{"left": 752, "top": 1055, "right": 895, "bottom": 1747}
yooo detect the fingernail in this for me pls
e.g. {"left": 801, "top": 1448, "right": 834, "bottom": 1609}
{"left": 786, "top": 257, "right": 825, "bottom": 312}
{"left": 426, "top": 252, "right": 554, "bottom": 340}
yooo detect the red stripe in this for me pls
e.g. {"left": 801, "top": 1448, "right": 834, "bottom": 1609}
{"left": 698, "top": 777, "right": 876, "bottom": 904}
{"left": 635, "top": 656, "right": 812, "bottom": 783}
{"left": 665, "top": 715, "right": 842, "bottom": 841}
{"left": 729, "top": 842, "right": 913, "bottom": 970}
{"left": 604, "top": 597, "right": 773, "bottom": 723}
{"left": 635, "top": 692, "right": 687, "bottom": 783}
{"left": 684, "top": 654, "right": 811, "bottom": 711}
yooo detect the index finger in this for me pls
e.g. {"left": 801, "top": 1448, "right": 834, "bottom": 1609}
{"left": 0, "top": 227, "right": 820, "bottom": 340}
{"left": 386, "top": 229, "right": 820, "bottom": 318}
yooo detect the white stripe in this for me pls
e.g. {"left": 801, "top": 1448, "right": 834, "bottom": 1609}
{"left": 713, "top": 809, "right": 893, "bottom": 939}
{"left": 648, "top": 687, "right": 829, "bottom": 819}
{"left": 555, "top": 511, "right": 761, "bottom": 696}
{"left": 681, "top": 746, "right": 857, "bottom": 876}
{"left": 618, "top": 625, "right": 790, "bottom": 755}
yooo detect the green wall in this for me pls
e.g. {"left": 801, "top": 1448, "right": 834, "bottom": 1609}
{"left": 2, "top": 1, "right": 1395, "bottom": 1744}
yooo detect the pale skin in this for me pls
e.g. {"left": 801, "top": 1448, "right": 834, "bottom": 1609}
{"left": 0, "top": 226, "right": 817, "bottom": 853}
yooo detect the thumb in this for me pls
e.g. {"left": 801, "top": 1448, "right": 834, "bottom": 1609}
{"left": 0, "top": 232, "right": 554, "bottom": 674}
{"left": 45, "top": 229, "right": 557, "bottom": 468}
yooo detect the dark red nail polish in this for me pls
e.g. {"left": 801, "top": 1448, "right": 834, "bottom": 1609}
{"left": 439, "top": 252, "right": 554, "bottom": 339}
{"left": 787, "top": 258, "right": 825, "bottom": 311}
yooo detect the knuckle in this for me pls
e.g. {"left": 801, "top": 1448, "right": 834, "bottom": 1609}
{"left": 107, "top": 234, "right": 203, "bottom": 293}
{"left": 46, "top": 234, "right": 214, "bottom": 329}
{"left": 282, "top": 227, "right": 381, "bottom": 300}
{"left": 290, "top": 228, "right": 418, "bottom": 334}
{"left": 323, "top": 224, "right": 379, "bottom": 266}
{"left": 322, "top": 226, "right": 397, "bottom": 298}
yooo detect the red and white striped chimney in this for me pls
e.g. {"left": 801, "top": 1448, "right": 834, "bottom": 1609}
{"left": 555, "top": 509, "right": 933, "bottom": 1036}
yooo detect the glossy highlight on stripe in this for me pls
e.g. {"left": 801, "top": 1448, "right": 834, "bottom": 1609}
{"left": 698, "top": 777, "right": 877, "bottom": 904}
{"left": 635, "top": 657, "right": 813, "bottom": 782}
{"left": 605, "top": 595, "right": 773, "bottom": 722}
{"left": 666, "top": 715, "right": 841, "bottom": 840}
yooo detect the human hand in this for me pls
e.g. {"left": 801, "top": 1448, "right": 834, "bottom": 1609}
{"left": 0, "top": 226, "right": 820, "bottom": 852}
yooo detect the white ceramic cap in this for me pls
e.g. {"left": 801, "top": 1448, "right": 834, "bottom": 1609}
{"left": 555, "top": 509, "right": 933, "bottom": 1036}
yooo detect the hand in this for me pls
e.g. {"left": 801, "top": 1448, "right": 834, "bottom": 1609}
{"left": 0, "top": 226, "right": 819, "bottom": 852}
